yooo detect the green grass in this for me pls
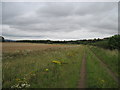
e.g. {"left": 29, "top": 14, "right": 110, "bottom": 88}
{"left": 2, "top": 43, "right": 119, "bottom": 88}
{"left": 89, "top": 46, "right": 119, "bottom": 76}
{"left": 3, "top": 45, "right": 84, "bottom": 88}
{"left": 90, "top": 40, "right": 109, "bottom": 49}
{"left": 86, "top": 47, "right": 118, "bottom": 88}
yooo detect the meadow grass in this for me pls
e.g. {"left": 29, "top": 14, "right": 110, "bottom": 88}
{"left": 89, "top": 46, "right": 119, "bottom": 76}
{"left": 86, "top": 47, "right": 118, "bottom": 88}
{"left": 2, "top": 44, "right": 84, "bottom": 88}
{"left": 2, "top": 43, "right": 119, "bottom": 88}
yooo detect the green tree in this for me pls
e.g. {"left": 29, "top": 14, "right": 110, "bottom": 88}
{"left": 0, "top": 36, "right": 5, "bottom": 42}
{"left": 108, "top": 35, "right": 120, "bottom": 50}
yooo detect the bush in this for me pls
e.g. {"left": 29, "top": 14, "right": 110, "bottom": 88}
{"left": 108, "top": 35, "right": 120, "bottom": 50}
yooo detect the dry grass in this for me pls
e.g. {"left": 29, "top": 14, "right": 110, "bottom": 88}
{"left": 2, "top": 42, "right": 118, "bottom": 88}
{"left": 2, "top": 42, "right": 78, "bottom": 53}
{"left": 2, "top": 42, "right": 84, "bottom": 88}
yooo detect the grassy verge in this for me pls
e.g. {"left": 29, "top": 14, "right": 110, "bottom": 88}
{"left": 89, "top": 46, "right": 119, "bottom": 77}
{"left": 86, "top": 47, "right": 118, "bottom": 88}
{"left": 3, "top": 45, "right": 84, "bottom": 88}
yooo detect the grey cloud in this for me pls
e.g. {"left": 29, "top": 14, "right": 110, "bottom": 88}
{"left": 2, "top": 3, "right": 26, "bottom": 24}
{"left": 2, "top": 2, "right": 118, "bottom": 40}
{"left": 75, "top": 3, "right": 117, "bottom": 15}
{"left": 36, "top": 3, "right": 75, "bottom": 17}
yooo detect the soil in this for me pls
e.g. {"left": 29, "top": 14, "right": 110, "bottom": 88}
{"left": 78, "top": 53, "right": 86, "bottom": 88}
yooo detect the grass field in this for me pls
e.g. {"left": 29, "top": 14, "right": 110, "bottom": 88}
{"left": 2, "top": 42, "right": 119, "bottom": 88}
{"left": 89, "top": 46, "right": 119, "bottom": 77}
{"left": 86, "top": 47, "right": 118, "bottom": 88}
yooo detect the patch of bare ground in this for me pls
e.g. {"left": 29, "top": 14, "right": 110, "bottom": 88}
{"left": 78, "top": 53, "right": 86, "bottom": 88}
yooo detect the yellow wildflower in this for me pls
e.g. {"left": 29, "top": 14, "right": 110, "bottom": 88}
{"left": 52, "top": 60, "right": 61, "bottom": 64}
{"left": 45, "top": 69, "right": 49, "bottom": 71}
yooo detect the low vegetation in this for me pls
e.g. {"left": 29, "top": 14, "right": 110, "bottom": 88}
{"left": 86, "top": 47, "right": 118, "bottom": 88}
{"left": 89, "top": 46, "right": 119, "bottom": 77}
{"left": 2, "top": 43, "right": 84, "bottom": 88}
{"left": 2, "top": 41, "right": 119, "bottom": 88}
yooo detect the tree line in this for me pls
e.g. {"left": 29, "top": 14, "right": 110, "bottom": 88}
{"left": 1, "top": 34, "right": 120, "bottom": 50}
{"left": 16, "top": 38, "right": 103, "bottom": 44}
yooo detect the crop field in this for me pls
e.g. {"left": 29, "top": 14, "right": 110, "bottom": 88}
{"left": 2, "top": 42, "right": 119, "bottom": 88}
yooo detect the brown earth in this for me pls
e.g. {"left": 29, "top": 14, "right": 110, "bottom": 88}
{"left": 78, "top": 53, "right": 86, "bottom": 88}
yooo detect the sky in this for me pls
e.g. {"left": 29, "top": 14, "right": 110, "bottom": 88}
{"left": 1, "top": 2, "right": 118, "bottom": 40}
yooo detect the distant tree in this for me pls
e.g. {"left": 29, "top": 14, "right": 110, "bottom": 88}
{"left": 108, "top": 35, "right": 120, "bottom": 50}
{"left": 97, "top": 38, "right": 100, "bottom": 41}
{"left": 0, "top": 36, "right": 5, "bottom": 42}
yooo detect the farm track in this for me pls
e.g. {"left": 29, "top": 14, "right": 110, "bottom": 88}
{"left": 78, "top": 52, "right": 86, "bottom": 88}
{"left": 89, "top": 48, "right": 119, "bottom": 84}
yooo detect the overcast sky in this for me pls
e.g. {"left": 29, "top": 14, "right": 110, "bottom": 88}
{"left": 1, "top": 2, "right": 118, "bottom": 40}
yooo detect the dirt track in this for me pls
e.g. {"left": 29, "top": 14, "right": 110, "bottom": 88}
{"left": 78, "top": 53, "right": 86, "bottom": 88}
{"left": 78, "top": 48, "right": 119, "bottom": 88}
